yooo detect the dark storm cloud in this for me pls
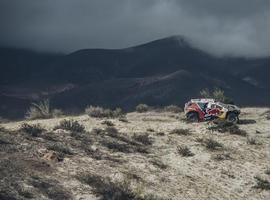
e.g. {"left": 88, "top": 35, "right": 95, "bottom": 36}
{"left": 0, "top": 0, "right": 270, "bottom": 57}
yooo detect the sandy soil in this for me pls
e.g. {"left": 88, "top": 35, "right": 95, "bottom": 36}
{"left": 0, "top": 107, "right": 270, "bottom": 199}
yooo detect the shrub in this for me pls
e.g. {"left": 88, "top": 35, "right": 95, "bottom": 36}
{"left": 119, "top": 116, "right": 128, "bottom": 123}
{"left": 91, "top": 128, "right": 104, "bottom": 135}
{"left": 101, "top": 120, "right": 115, "bottom": 127}
{"left": 101, "top": 140, "right": 133, "bottom": 153}
{"left": 254, "top": 176, "right": 270, "bottom": 190}
{"left": 52, "top": 109, "right": 64, "bottom": 118}
{"left": 77, "top": 174, "right": 136, "bottom": 200}
{"left": 25, "top": 99, "right": 51, "bottom": 120}
{"left": 54, "top": 120, "right": 85, "bottom": 133}
{"left": 150, "top": 159, "right": 168, "bottom": 170}
{"left": 212, "top": 152, "right": 232, "bottom": 161}
{"left": 30, "top": 176, "right": 72, "bottom": 199}
{"left": 200, "top": 88, "right": 211, "bottom": 98}
{"left": 204, "top": 138, "right": 223, "bottom": 151}
{"left": 247, "top": 137, "right": 261, "bottom": 145}
{"left": 113, "top": 108, "right": 125, "bottom": 118}
{"left": 85, "top": 106, "right": 124, "bottom": 118}
{"left": 200, "top": 87, "right": 233, "bottom": 104}
{"left": 156, "top": 132, "right": 165, "bottom": 136}
{"left": 132, "top": 133, "right": 153, "bottom": 145}
{"left": 146, "top": 128, "right": 155, "bottom": 132}
{"left": 19, "top": 123, "right": 44, "bottom": 137}
{"left": 208, "top": 120, "right": 247, "bottom": 136}
{"left": 105, "top": 127, "right": 118, "bottom": 137}
{"left": 164, "top": 105, "right": 183, "bottom": 113}
{"left": 177, "top": 146, "right": 194, "bottom": 157}
{"left": 136, "top": 104, "right": 149, "bottom": 113}
{"left": 169, "top": 128, "right": 191, "bottom": 136}
{"left": 48, "top": 144, "right": 73, "bottom": 155}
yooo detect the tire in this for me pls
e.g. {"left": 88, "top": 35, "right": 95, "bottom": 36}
{"left": 226, "top": 112, "right": 238, "bottom": 123}
{"left": 186, "top": 112, "right": 199, "bottom": 123}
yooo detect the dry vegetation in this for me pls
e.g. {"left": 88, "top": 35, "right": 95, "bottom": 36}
{"left": 0, "top": 107, "right": 270, "bottom": 199}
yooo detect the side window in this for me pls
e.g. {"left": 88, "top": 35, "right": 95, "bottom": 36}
{"left": 211, "top": 104, "right": 216, "bottom": 109}
{"left": 198, "top": 103, "right": 206, "bottom": 110}
{"left": 216, "top": 105, "right": 222, "bottom": 109}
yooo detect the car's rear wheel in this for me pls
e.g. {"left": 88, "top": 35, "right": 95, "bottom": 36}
{"left": 226, "top": 112, "right": 238, "bottom": 123}
{"left": 186, "top": 112, "right": 199, "bottom": 122}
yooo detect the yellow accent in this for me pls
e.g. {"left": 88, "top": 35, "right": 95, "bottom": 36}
{"left": 219, "top": 112, "right": 227, "bottom": 119}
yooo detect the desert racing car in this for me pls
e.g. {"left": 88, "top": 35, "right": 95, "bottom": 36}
{"left": 184, "top": 99, "right": 241, "bottom": 123}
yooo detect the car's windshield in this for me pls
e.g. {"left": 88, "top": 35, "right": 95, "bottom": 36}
{"left": 197, "top": 102, "right": 207, "bottom": 110}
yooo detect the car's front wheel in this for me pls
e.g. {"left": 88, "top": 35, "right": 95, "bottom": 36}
{"left": 226, "top": 112, "right": 239, "bottom": 123}
{"left": 186, "top": 112, "right": 199, "bottom": 123}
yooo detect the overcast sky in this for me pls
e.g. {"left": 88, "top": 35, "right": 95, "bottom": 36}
{"left": 1, "top": 0, "right": 270, "bottom": 57}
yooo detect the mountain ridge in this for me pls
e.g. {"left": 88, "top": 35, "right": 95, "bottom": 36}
{"left": 0, "top": 36, "right": 270, "bottom": 119}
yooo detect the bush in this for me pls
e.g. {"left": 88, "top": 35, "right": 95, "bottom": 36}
{"left": 52, "top": 109, "right": 64, "bottom": 118}
{"left": 200, "top": 87, "right": 233, "bottom": 104}
{"left": 77, "top": 174, "right": 137, "bottom": 200}
{"left": 132, "top": 133, "right": 153, "bottom": 145}
{"left": 136, "top": 104, "right": 149, "bottom": 113}
{"left": 48, "top": 144, "right": 73, "bottom": 155}
{"left": 164, "top": 105, "right": 183, "bottom": 113}
{"left": 204, "top": 138, "right": 223, "bottom": 151}
{"left": 30, "top": 176, "right": 72, "bottom": 199}
{"left": 247, "top": 137, "right": 260, "bottom": 145}
{"left": 105, "top": 127, "right": 118, "bottom": 137}
{"left": 54, "top": 120, "right": 85, "bottom": 133}
{"left": 169, "top": 128, "right": 191, "bottom": 136}
{"left": 254, "top": 176, "right": 270, "bottom": 190}
{"left": 150, "top": 159, "right": 168, "bottom": 170}
{"left": 19, "top": 123, "right": 44, "bottom": 137}
{"left": 119, "top": 116, "right": 128, "bottom": 123}
{"left": 177, "top": 146, "right": 194, "bottom": 157}
{"left": 212, "top": 152, "right": 232, "bottom": 161}
{"left": 25, "top": 99, "right": 51, "bottom": 120}
{"left": 85, "top": 106, "right": 124, "bottom": 118}
{"left": 101, "top": 120, "right": 115, "bottom": 127}
{"left": 208, "top": 120, "right": 247, "bottom": 136}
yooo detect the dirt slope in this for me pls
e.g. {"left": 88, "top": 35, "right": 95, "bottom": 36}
{"left": 1, "top": 108, "right": 270, "bottom": 199}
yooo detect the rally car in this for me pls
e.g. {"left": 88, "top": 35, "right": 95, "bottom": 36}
{"left": 184, "top": 99, "right": 241, "bottom": 123}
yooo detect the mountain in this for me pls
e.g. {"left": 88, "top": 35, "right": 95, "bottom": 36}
{"left": 0, "top": 36, "right": 270, "bottom": 119}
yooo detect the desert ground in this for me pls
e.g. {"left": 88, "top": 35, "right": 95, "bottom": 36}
{"left": 0, "top": 107, "right": 270, "bottom": 200}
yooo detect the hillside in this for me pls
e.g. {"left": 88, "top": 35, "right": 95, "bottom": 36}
{"left": 1, "top": 108, "right": 270, "bottom": 199}
{"left": 1, "top": 36, "right": 270, "bottom": 119}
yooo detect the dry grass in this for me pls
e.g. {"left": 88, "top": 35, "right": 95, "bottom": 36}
{"left": 136, "top": 104, "right": 149, "bottom": 113}
{"left": 208, "top": 120, "right": 247, "bottom": 136}
{"left": 254, "top": 176, "right": 270, "bottom": 190}
{"left": 85, "top": 106, "right": 124, "bottom": 118}
{"left": 150, "top": 159, "right": 168, "bottom": 170}
{"left": 169, "top": 128, "right": 192, "bottom": 136}
{"left": 19, "top": 123, "right": 44, "bottom": 137}
{"left": 212, "top": 152, "right": 232, "bottom": 161}
{"left": 101, "top": 120, "right": 115, "bottom": 126}
{"left": 0, "top": 107, "right": 270, "bottom": 200}
{"left": 77, "top": 174, "right": 137, "bottom": 200}
{"left": 54, "top": 119, "right": 85, "bottom": 133}
{"left": 247, "top": 137, "right": 262, "bottom": 145}
{"left": 199, "top": 138, "right": 224, "bottom": 151}
{"left": 177, "top": 145, "right": 194, "bottom": 157}
{"left": 25, "top": 99, "right": 51, "bottom": 120}
{"left": 132, "top": 133, "right": 153, "bottom": 145}
{"left": 164, "top": 105, "right": 183, "bottom": 113}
